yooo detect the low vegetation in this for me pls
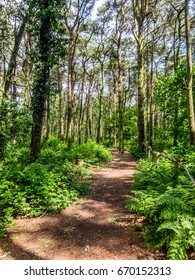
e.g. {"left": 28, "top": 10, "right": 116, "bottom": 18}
{"left": 0, "top": 137, "right": 112, "bottom": 237}
{"left": 126, "top": 148, "right": 195, "bottom": 259}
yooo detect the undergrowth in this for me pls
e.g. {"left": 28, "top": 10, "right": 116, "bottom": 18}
{"left": 0, "top": 137, "right": 112, "bottom": 237}
{"left": 126, "top": 154, "right": 195, "bottom": 260}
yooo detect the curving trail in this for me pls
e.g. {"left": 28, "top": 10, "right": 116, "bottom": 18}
{"left": 0, "top": 149, "right": 165, "bottom": 260}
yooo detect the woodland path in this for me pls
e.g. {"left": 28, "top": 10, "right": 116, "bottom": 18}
{"left": 0, "top": 149, "right": 165, "bottom": 260}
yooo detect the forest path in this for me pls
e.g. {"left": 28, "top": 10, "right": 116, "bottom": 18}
{"left": 0, "top": 149, "right": 165, "bottom": 260}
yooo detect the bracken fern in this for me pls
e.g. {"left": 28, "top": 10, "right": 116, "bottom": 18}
{"left": 126, "top": 156, "right": 195, "bottom": 259}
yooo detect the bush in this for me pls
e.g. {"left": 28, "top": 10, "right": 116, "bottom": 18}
{"left": 0, "top": 162, "right": 79, "bottom": 236}
{"left": 64, "top": 140, "right": 113, "bottom": 164}
{"left": 126, "top": 155, "right": 195, "bottom": 260}
{"left": 0, "top": 137, "right": 112, "bottom": 237}
{"left": 0, "top": 101, "right": 32, "bottom": 157}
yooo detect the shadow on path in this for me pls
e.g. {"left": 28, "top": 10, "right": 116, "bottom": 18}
{"left": 0, "top": 149, "right": 165, "bottom": 260}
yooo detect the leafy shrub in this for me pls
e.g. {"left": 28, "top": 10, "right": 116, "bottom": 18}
{"left": 126, "top": 155, "right": 195, "bottom": 259}
{"left": 127, "top": 189, "right": 159, "bottom": 219}
{"left": 0, "top": 147, "right": 30, "bottom": 183}
{"left": 0, "top": 101, "right": 32, "bottom": 156}
{"left": 95, "top": 144, "right": 113, "bottom": 162}
{"left": 64, "top": 140, "right": 113, "bottom": 164}
{"left": 38, "top": 148, "right": 61, "bottom": 164}
{"left": 0, "top": 180, "right": 29, "bottom": 237}
{"left": 41, "top": 137, "right": 112, "bottom": 165}
{"left": 0, "top": 162, "right": 79, "bottom": 236}
{"left": 132, "top": 158, "right": 174, "bottom": 192}
{"left": 42, "top": 135, "right": 63, "bottom": 149}
{"left": 0, "top": 137, "right": 112, "bottom": 237}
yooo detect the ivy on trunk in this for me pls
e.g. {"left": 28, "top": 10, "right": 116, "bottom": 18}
{"left": 30, "top": 0, "right": 52, "bottom": 161}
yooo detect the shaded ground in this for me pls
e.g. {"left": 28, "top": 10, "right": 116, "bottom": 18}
{"left": 0, "top": 149, "right": 165, "bottom": 260}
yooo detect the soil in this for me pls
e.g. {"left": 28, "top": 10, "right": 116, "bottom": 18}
{"left": 0, "top": 149, "right": 165, "bottom": 260}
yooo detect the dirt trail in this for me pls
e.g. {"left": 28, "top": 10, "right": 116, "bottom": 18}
{"left": 0, "top": 149, "right": 165, "bottom": 260}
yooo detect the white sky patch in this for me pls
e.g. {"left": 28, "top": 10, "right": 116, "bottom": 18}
{"left": 91, "top": 0, "right": 106, "bottom": 19}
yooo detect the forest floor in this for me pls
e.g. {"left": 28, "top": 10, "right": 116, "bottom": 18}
{"left": 0, "top": 149, "right": 165, "bottom": 260}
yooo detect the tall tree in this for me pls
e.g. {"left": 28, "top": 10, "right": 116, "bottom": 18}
{"left": 30, "top": 0, "right": 54, "bottom": 161}
{"left": 115, "top": 0, "right": 126, "bottom": 153}
{"left": 64, "top": 0, "right": 95, "bottom": 149}
{"left": 132, "top": 0, "right": 148, "bottom": 153}
{"left": 4, "top": 13, "right": 28, "bottom": 100}
{"left": 185, "top": 0, "right": 195, "bottom": 145}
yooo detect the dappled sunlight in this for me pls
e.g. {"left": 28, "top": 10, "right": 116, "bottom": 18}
{"left": 2, "top": 212, "right": 146, "bottom": 260}
{"left": 0, "top": 150, "right": 164, "bottom": 260}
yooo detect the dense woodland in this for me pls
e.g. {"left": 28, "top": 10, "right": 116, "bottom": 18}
{"left": 1, "top": 0, "right": 195, "bottom": 259}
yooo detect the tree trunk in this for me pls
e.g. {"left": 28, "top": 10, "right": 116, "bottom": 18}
{"left": 66, "top": 33, "right": 75, "bottom": 149}
{"left": 4, "top": 15, "right": 27, "bottom": 99}
{"left": 117, "top": 33, "right": 124, "bottom": 153}
{"left": 116, "top": 0, "right": 125, "bottom": 153}
{"left": 137, "top": 38, "right": 145, "bottom": 153}
{"left": 30, "top": 0, "right": 52, "bottom": 161}
{"left": 132, "top": 0, "right": 147, "bottom": 154}
{"left": 57, "top": 62, "right": 64, "bottom": 139}
{"left": 173, "top": 10, "right": 183, "bottom": 147}
{"left": 97, "top": 62, "right": 104, "bottom": 144}
{"left": 78, "top": 82, "right": 84, "bottom": 145}
{"left": 185, "top": 0, "right": 195, "bottom": 145}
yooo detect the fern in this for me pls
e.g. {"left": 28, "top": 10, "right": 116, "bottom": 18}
{"left": 157, "top": 215, "right": 195, "bottom": 259}
{"left": 167, "top": 237, "right": 188, "bottom": 260}
{"left": 156, "top": 194, "right": 191, "bottom": 219}
{"left": 126, "top": 155, "right": 195, "bottom": 259}
{"left": 126, "top": 189, "right": 159, "bottom": 218}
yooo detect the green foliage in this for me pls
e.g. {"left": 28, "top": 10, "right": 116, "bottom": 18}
{"left": 61, "top": 140, "right": 113, "bottom": 165}
{"left": 0, "top": 101, "right": 32, "bottom": 158}
{"left": 132, "top": 158, "right": 173, "bottom": 192}
{"left": 28, "top": 0, "right": 67, "bottom": 65}
{"left": 153, "top": 62, "right": 195, "bottom": 148}
{"left": 124, "top": 107, "right": 138, "bottom": 151}
{"left": 0, "top": 137, "right": 112, "bottom": 237}
{"left": 0, "top": 158, "right": 79, "bottom": 236}
{"left": 41, "top": 137, "right": 112, "bottom": 164}
{"left": 126, "top": 154, "right": 195, "bottom": 259}
{"left": 127, "top": 189, "right": 159, "bottom": 219}
{"left": 157, "top": 215, "right": 195, "bottom": 260}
